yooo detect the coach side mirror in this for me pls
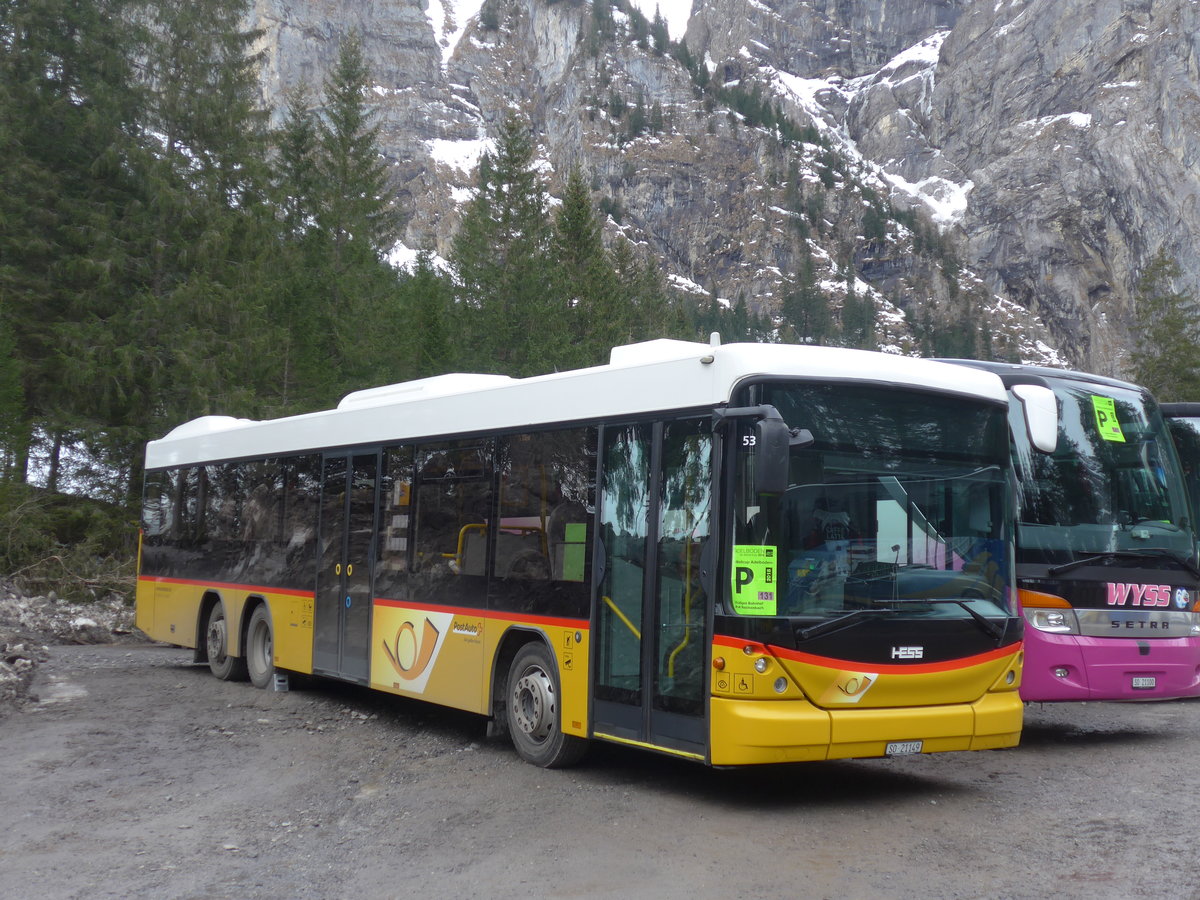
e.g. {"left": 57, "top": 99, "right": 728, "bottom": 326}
{"left": 1012, "top": 384, "right": 1058, "bottom": 454}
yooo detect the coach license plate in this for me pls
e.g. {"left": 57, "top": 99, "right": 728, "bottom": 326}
{"left": 1131, "top": 676, "right": 1156, "bottom": 690}
{"left": 886, "top": 740, "right": 923, "bottom": 756}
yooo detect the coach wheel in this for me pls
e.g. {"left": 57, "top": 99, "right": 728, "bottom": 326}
{"left": 206, "top": 601, "right": 248, "bottom": 682}
{"left": 246, "top": 605, "right": 275, "bottom": 689}
{"left": 506, "top": 642, "right": 587, "bottom": 768}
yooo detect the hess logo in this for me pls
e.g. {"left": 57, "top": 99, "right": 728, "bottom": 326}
{"left": 891, "top": 646, "right": 924, "bottom": 660}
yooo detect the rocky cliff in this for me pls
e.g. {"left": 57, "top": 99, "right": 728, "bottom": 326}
{"left": 247, "top": 0, "right": 1200, "bottom": 374}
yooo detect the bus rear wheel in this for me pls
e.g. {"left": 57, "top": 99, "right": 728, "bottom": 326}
{"left": 205, "top": 601, "right": 248, "bottom": 682}
{"left": 246, "top": 606, "right": 274, "bottom": 689}
{"left": 506, "top": 642, "right": 587, "bottom": 768}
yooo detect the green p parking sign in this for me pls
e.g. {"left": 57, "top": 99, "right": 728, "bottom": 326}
{"left": 731, "top": 545, "right": 777, "bottom": 615}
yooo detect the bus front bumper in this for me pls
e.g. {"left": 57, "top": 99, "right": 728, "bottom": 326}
{"left": 708, "top": 692, "right": 1022, "bottom": 766}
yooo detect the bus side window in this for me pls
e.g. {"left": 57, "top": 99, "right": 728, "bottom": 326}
{"left": 494, "top": 428, "right": 595, "bottom": 584}
{"left": 373, "top": 446, "right": 413, "bottom": 600}
{"left": 412, "top": 441, "right": 493, "bottom": 605}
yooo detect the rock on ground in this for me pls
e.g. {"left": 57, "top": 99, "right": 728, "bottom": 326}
{"left": 0, "top": 576, "right": 138, "bottom": 715}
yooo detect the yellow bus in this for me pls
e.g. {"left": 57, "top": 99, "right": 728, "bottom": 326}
{"left": 136, "top": 337, "right": 1036, "bottom": 767}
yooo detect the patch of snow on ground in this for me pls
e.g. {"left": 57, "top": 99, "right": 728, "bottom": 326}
{"left": 427, "top": 0, "right": 487, "bottom": 69}
{"left": 668, "top": 274, "right": 710, "bottom": 296}
{"left": 426, "top": 137, "right": 493, "bottom": 174}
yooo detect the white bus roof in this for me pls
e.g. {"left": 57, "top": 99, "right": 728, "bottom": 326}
{"left": 145, "top": 339, "right": 1009, "bottom": 469}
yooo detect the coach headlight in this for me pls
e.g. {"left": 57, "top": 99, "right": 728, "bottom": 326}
{"left": 1019, "top": 589, "right": 1080, "bottom": 634}
{"left": 1025, "top": 607, "right": 1079, "bottom": 634}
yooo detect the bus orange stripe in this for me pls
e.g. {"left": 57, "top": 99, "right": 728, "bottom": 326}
{"left": 713, "top": 633, "right": 1020, "bottom": 674}
{"left": 137, "top": 575, "right": 314, "bottom": 599}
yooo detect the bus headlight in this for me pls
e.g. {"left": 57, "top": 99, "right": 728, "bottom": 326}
{"left": 1024, "top": 607, "right": 1080, "bottom": 634}
{"left": 1019, "top": 589, "right": 1079, "bottom": 634}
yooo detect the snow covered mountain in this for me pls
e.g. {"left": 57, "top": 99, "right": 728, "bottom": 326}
{"left": 249, "top": 0, "right": 1200, "bottom": 374}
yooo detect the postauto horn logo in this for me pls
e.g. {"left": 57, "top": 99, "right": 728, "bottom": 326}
{"left": 380, "top": 611, "right": 452, "bottom": 692}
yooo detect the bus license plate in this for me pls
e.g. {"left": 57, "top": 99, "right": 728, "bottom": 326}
{"left": 1132, "top": 676, "right": 1156, "bottom": 690}
{"left": 886, "top": 740, "right": 923, "bottom": 756}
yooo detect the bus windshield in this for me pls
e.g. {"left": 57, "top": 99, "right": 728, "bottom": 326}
{"left": 1010, "top": 381, "right": 1195, "bottom": 564}
{"left": 1164, "top": 409, "right": 1200, "bottom": 532}
{"left": 731, "top": 382, "right": 1012, "bottom": 620}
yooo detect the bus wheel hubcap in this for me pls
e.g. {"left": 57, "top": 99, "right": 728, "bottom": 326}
{"left": 207, "top": 617, "right": 226, "bottom": 662}
{"left": 513, "top": 668, "right": 554, "bottom": 742}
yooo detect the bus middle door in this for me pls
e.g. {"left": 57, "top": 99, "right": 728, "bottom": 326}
{"left": 593, "top": 420, "right": 711, "bottom": 759}
{"left": 314, "top": 451, "right": 379, "bottom": 683}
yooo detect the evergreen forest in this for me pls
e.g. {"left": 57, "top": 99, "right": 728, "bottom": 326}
{"left": 2, "top": 0, "right": 1196, "bottom": 592}
{"left": 0, "top": 0, "right": 774, "bottom": 586}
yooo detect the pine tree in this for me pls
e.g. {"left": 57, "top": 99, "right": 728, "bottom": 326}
{"left": 274, "top": 85, "right": 321, "bottom": 238}
{"left": 316, "top": 33, "right": 399, "bottom": 266}
{"left": 268, "top": 34, "right": 405, "bottom": 407}
{"left": 0, "top": 310, "right": 23, "bottom": 478}
{"left": 650, "top": 9, "right": 670, "bottom": 55}
{"left": 0, "top": 0, "right": 149, "bottom": 487}
{"left": 782, "top": 247, "right": 831, "bottom": 344}
{"left": 402, "top": 254, "right": 456, "bottom": 378}
{"left": 452, "top": 112, "right": 556, "bottom": 375}
{"left": 101, "top": 0, "right": 282, "bottom": 494}
{"left": 840, "top": 270, "right": 876, "bottom": 350}
{"left": 264, "top": 85, "right": 327, "bottom": 411}
{"left": 1129, "top": 249, "right": 1200, "bottom": 400}
{"left": 551, "top": 165, "right": 622, "bottom": 367}
{"left": 609, "top": 236, "right": 679, "bottom": 342}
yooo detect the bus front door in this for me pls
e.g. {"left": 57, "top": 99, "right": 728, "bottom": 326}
{"left": 313, "top": 451, "right": 379, "bottom": 683}
{"left": 593, "top": 420, "right": 710, "bottom": 759}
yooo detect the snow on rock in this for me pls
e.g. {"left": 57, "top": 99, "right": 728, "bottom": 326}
{"left": 426, "top": 137, "right": 494, "bottom": 174}
{"left": 668, "top": 273, "right": 711, "bottom": 296}
{"left": 885, "top": 174, "right": 974, "bottom": 229}
{"left": 427, "top": 0, "right": 487, "bottom": 69}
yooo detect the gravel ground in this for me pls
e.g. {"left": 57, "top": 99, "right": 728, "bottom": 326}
{"left": 3, "top": 585, "right": 1200, "bottom": 899}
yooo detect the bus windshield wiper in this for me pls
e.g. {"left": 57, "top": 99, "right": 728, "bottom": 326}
{"left": 1049, "top": 549, "right": 1200, "bottom": 580}
{"left": 795, "top": 607, "right": 897, "bottom": 642}
{"left": 885, "top": 597, "right": 1007, "bottom": 645}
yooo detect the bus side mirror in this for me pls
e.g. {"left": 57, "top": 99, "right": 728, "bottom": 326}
{"left": 1012, "top": 384, "right": 1058, "bottom": 454}
{"left": 755, "top": 414, "right": 792, "bottom": 495}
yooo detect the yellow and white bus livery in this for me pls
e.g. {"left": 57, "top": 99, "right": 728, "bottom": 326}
{"left": 136, "top": 337, "right": 1035, "bottom": 767}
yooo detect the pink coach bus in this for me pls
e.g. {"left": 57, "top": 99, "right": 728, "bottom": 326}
{"left": 948, "top": 363, "right": 1200, "bottom": 701}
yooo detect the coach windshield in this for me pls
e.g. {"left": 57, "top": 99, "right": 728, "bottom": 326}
{"left": 1009, "top": 381, "right": 1195, "bottom": 566}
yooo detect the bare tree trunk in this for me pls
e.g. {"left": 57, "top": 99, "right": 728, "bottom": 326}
{"left": 47, "top": 430, "right": 63, "bottom": 493}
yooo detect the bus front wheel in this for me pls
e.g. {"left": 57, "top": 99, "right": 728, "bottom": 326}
{"left": 505, "top": 642, "right": 586, "bottom": 768}
{"left": 205, "top": 601, "right": 248, "bottom": 682}
{"left": 246, "top": 606, "right": 274, "bottom": 689}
